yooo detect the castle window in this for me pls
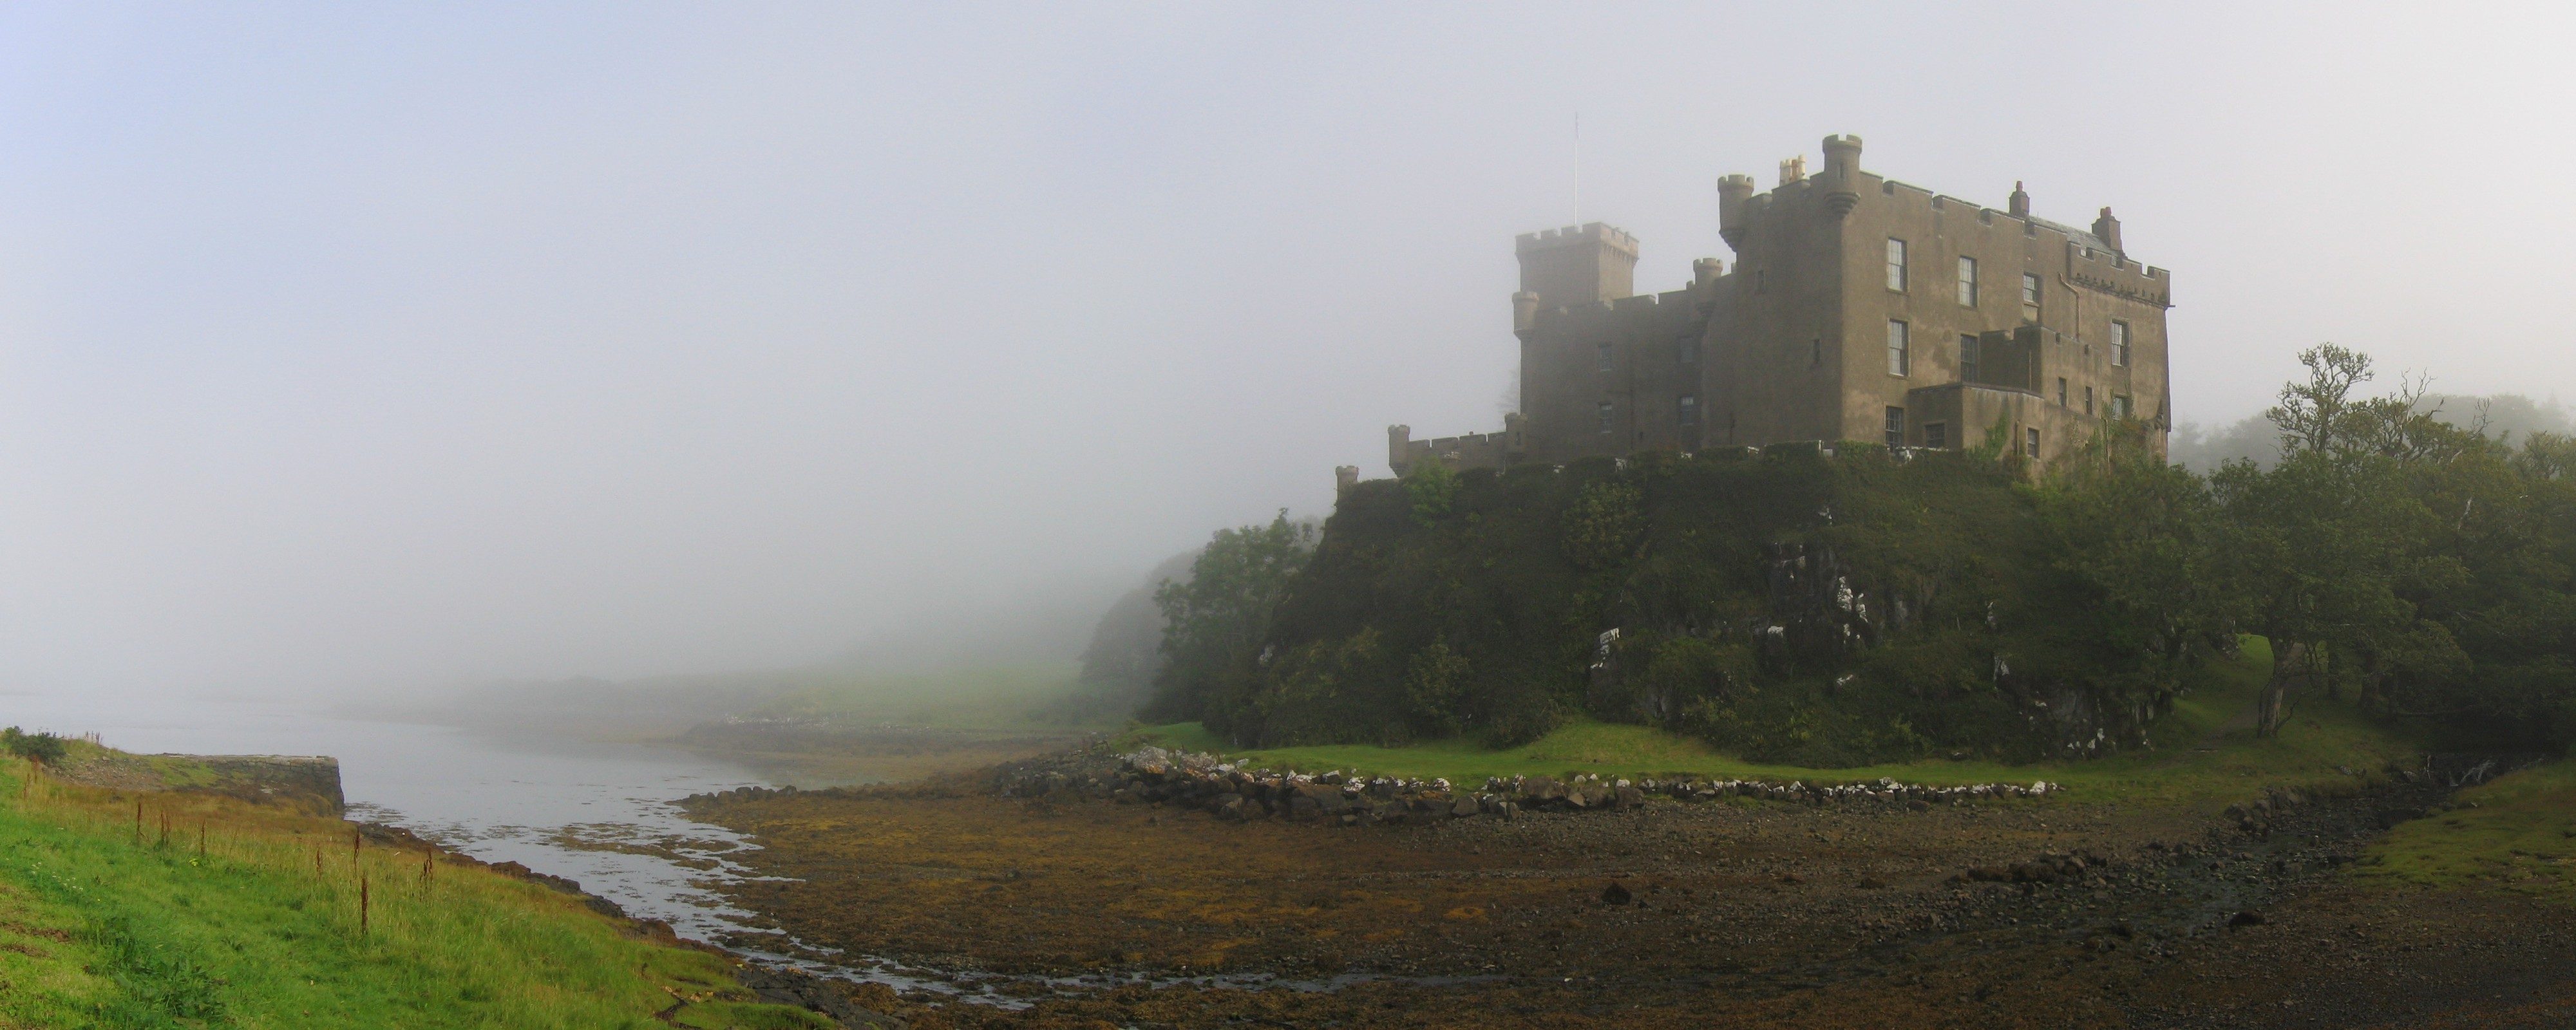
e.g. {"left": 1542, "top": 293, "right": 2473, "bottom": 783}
{"left": 1677, "top": 334, "right": 1699, "bottom": 364}
{"left": 1960, "top": 334, "right": 1980, "bottom": 382}
{"left": 2056, "top": 377, "right": 2068, "bottom": 406}
{"left": 1884, "top": 406, "right": 1906, "bottom": 447}
{"left": 1957, "top": 256, "right": 1978, "bottom": 307}
{"left": 2110, "top": 321, "right": 2132, "bottom": 367}
{"left": 2022, "top": 273, "right": 2041, "bottom": 319}
{"left": 2026, "top": 427, "right": 2041, "bottom": 458}
{"left": 1678, "top": 395, "right": 1700, "bottom": 426}
{"left": 2112, "top": 394, "right": 2132, "bottom": 419}
{"left": 1598, "top": 401, "right": 1614, "bottom": 433}
{"left": 1887, "top": 320, "right": 1910, "bottom": 377}
{"left": 2085, "top": 386, "right": 2095, "bottom": 415}
{"left": 1924, "top": 422, "right": 1947, "bottom": 449}
{"left": 1886, "top": 239, "right": 1908, "bottom": 292}
{"left": 1596, "top": 342, "right": 1613, "bottom": 372}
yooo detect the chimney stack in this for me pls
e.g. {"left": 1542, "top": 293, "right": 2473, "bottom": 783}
{"left": 2008, "top": 181, "right": 2029, "bottom": 218}
{"left": 2092, "top": 207, "right": 2123, "bottom": 254}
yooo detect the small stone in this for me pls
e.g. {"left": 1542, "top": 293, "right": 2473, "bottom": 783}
{"left": 1600, "top": 882, "right": 1633, "bottom": 905}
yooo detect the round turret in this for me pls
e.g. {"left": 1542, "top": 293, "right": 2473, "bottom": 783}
{"left": 1821, "top": 135, "right": 1863, "bottom": 218}
{"left": 1716, "top": 174, "right": 1756, "bottom": 251}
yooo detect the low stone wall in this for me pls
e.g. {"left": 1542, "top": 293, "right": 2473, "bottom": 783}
{"left": 994, "top": 744, "right": 2058, "bottom": 827}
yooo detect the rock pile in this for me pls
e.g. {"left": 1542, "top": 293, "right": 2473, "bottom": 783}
{"left": 993, "top": 745, "right": 2059, "bottom": 827}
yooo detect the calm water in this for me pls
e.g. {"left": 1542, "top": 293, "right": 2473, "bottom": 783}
{"left": 1, "top": 692, "right": 774, "bottom": 942}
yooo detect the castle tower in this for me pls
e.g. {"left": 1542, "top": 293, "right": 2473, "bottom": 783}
{"left": 1513, "top": 223, "right": 1638, "bottom": 309}
{"left": 1716, "top": 174, "right": 1756, "bottom": 252}
{"left": 1821, "top": 135, "right": 1863, "bottom": 218}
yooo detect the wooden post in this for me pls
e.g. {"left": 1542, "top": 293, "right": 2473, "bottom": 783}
{"left": 314, "top": 844, "right": 322, "bottom": 876}
{"left": 133, "top": 801, "right": 142, "bottom": 843}
{"left": 197, "top": 821, "right": 205, "bottom": 859}
{"left": 360, "top": 873, "right": 370, "bottom": 936}
{"left": 352, "top": 828, "right": 361, "bottom": 860}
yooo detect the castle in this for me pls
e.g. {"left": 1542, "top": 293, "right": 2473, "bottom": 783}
{"left": 1374, "top": 135, "right": 2170, "bottom": 481}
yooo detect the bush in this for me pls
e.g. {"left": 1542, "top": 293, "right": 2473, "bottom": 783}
{"left": 1, "top": 727, "right": 65, "bottom": 767}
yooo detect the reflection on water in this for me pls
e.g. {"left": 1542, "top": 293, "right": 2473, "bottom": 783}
{"left": 1, "top": 693, "right": 773, "bottom": 942}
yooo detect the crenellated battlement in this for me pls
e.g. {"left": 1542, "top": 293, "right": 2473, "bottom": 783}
{"left": 2066, "top": 241, "right": 2173, "bottom": 308}
{"left": 1515, "top": 222, "right": 1639, "bottom": 257}
{"left": 1388, "top": 419, "right": 1526, "bottom": 477}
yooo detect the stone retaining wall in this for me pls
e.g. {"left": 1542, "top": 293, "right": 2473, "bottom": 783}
{"left": 993, "top": 745, "right": 2057, "bottom": 827}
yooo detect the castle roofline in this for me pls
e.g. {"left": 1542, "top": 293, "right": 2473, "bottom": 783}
{"left": 1515, "top": 221, "right": 1638, "bottom": 257}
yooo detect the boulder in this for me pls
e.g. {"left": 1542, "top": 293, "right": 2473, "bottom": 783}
{"left": 1451, "top": 796, "right": 1481, "bottom": 818}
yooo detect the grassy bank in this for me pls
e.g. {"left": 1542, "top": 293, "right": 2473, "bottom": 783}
{"left": 0, "top": 760, "right": 829, "bottom": 1029}
{"left": 1124, "top": 638, "right": 2429, "bottom": 812}
{"left": 2359, "top": 758, "right": 2576, "bottom": 904}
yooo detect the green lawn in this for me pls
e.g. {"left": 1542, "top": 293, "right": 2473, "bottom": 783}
{"left": 0, "top": 760, "right": 829, "bottom": 1029}
{"left": 2357, "top": 759, "right": 2576, "bottom": 904}
{"left": 1121, "top": 638, "right": 2428, "bottom": 811}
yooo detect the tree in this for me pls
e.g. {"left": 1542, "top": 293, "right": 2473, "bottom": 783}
{"left": 2217, "top": 345, "right": 2465, "bottom": 736}
{"left": 2039, "top": 419, "right": 2234, "bottom": 706}
{"left": 1145, "top": 511, "right": 1317, "bottom": 731}
{"left": 1403, "top": 462, "right": 1461, "bottom": 528}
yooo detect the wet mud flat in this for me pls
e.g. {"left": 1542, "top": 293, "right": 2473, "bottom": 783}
{"left": 683, "top": 764, "right": 2576, "bottom": 1029}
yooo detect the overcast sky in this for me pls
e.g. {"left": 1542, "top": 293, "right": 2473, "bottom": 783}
{"left": 1, "top": 3, "right": 2568, "bottom": 697}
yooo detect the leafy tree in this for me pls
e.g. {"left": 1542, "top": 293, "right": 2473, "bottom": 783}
{"left": 2040, "top": 420, "right": 2233, "bottom": 664}
{"left": 1403, "top": 462, "right": 1461, "bottom": 528}
{"left": 1562, "top": 478, "right": 1644, "bottom": 571}
{"left": 2217, "top": 345, "right": 2468, "bottom": 736}
{"left": 1401, "top": 640, "right": 1472, "bottom": 737}
{"left": 1145, "top": 512, "right": 1316, "bottom": 735}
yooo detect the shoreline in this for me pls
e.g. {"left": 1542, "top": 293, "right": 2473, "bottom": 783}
{"left": 667, "top": 738, "right": 2576, "bottom": 1028}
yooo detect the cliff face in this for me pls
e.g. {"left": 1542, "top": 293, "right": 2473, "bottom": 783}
{"left": 49, "top": 745, "right": 345, "bottom": 816}
{"left": 1207, "top": 446, "right": 2202, "bottom": 765}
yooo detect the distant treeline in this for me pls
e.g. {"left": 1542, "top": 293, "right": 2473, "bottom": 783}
{"left": 1131, "top": 346, "right": 2576, "bottom": 765}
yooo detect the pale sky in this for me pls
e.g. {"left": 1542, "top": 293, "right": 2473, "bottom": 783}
{"left": 1, "top": 3, "right": 2568, "bottom": 696}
